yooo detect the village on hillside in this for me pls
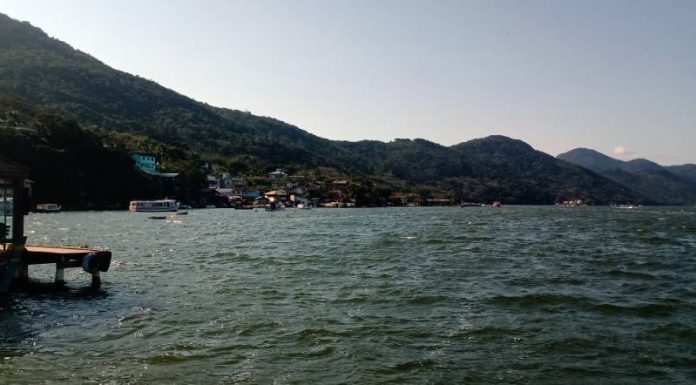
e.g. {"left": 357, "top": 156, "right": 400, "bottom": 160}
{"left": 131, "top": 152, "right": 463, "bottom": 209}
{"left": 133, "top": 152, "right": 358, "bottom": 208}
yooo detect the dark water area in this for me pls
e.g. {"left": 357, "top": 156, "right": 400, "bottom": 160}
{"left": 1, "top": 206, "right": 695, "bottom": 384}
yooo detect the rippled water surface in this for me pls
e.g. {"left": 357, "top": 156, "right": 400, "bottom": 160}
{"left": 2, "top": 206, "right": 696, "bottom": 384}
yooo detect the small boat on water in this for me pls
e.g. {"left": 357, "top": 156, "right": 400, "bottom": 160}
{"left": 129, "top": 199, "right": 178, "bottom": 212}
{"left": 265, "top": 201, "right": 285, "bottom": 211}
{"left": 34, "top": 203, "right": 62, "bottom": 213}
{"left": 612, "top": 204, "right": 641, "bottom": 209}
{"left": 492, "top": 201, "right": 502, "bottom": 208}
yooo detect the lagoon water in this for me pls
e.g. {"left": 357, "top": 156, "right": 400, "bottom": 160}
{"left": 1, "top": 206, "right": 695, "bottom": 384}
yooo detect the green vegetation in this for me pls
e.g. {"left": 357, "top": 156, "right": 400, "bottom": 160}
{"left": 558, "top": 148, "right": 696, "bottom": 205}
{"left": 0, "top": 98, "right": 207, "bottom": 209}
{"left": 0, "top": 13, "right": 682, "bottom": 207}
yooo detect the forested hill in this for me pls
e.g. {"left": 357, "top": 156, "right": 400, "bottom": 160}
{"left": 0, "top": 13, "right": 655, "bottom": 205}
{"left": 558, "top": 148, "right": 696, "bottom": 205}
{"left": 0, "top": 13, "right": 359, "bottom": 171}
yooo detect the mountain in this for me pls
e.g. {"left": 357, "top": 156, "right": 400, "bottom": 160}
{"left": 0, "top": 13, "right": 362, "bottom": 172}
{"left": 0, "top": 13, "right": 655, "bottom": 206}
{"left": 447, "top": 137, "right": 638, "bottom": 204}
{"left": 554, "top": 148, "right": 623, "bottom": 172}
{"left": 558, "top": 149, "right": 696, "bottom": 205}
{"left": 666, "top": 164, "right": 696, "bottom": 184}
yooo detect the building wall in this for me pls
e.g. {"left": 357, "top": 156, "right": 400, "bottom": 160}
{"left": 132, "top": 154, "right": 156, "bottom": 173}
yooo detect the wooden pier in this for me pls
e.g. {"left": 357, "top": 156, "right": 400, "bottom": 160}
{"left": 1, "top": 155, "right": 111, "bottom": 291}
{"left": 22, "top": 245, "right": 112, "bottom": 286}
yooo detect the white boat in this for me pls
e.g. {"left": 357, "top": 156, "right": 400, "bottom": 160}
{"left": 129, "top": 199, "right": 179, "bottom": 212}
{"left": 611, "top": 204, "right": 641, "bottom": 209}
{"left": 34, "top": 203, "right": 62, "bottom": 213}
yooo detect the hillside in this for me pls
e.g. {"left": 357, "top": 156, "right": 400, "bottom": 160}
{"left": 0, "top": 13, "right": 667, "bottom": 206}
{"left": 0, "top": 13, "right": 363, "bottom": 172}
{"left": 666, "top": 164, "right": 696, "bottom": 184}
{"left": 558, "top": 149, "right": 696, "bottom": 205}
{"left": 555, "top": 148, "right": 624, "bottom": 172}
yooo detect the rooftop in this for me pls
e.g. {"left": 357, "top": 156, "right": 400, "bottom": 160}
{"left": 0, "top": 155, "right": 30, "bottom": 178}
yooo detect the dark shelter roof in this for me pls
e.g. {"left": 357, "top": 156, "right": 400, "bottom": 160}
{"left": 0, "top": 155, "right": 30, "bottom": 178}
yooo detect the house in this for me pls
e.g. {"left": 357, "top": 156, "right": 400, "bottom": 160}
{"left": 230, "top": 177, "right": 247, "bottom": 188}
{"left": 331, "top": 180, "right": 348, "bottom": 192}
{"left": 268, "top": 169, "right": 287, "bottom": 181}
{"left": 207, "top": 175, "right": 218, "bottom": 189}
{"left": 132, "top": 152, "right": 179, "bottom": 178}
{"left": 218, "top": 173, "right": 233, "bottom": 189}
{"left": 132, "top": 153, "right": 157, "bottom": 174}
{"left": 264, "top": 190, "right": 287, "bottom": 202}
{"left": 306, "top": 181, "right": 322, "bottom": 196}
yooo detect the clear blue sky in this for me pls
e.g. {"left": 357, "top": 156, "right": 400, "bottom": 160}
{"left": 2, "top": 0, "right": 695, "bottom": 164}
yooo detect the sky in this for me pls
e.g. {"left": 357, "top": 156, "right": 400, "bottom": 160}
{"left": 1, "top": 0, "right": 695, "bottom": 164}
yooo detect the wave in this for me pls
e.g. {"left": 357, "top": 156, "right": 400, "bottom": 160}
{"left": 143, "top": 350, "right": 211, "bottom": 365}
{"left": 295, "top": 327, "right": 349, "bottom": 340}
{"left": 236, "top": 320, "right": 283, "bottom": 336}
{"left": 644, "top": 322, "right": 696, "bottom": 343}
{"left": 455, "top": 326, "right": 524, "bottom": 341}
{"left": 594, "top": 302, "right": 677, "bottom": 317}
{"left": 332, "top": 295, "right": 371, "bottom": 304}
{"left": 407, "top": 294, "right": 448, "bottom": 305}
{"left": 208, "top": 251, "right": 255, "bottom": 262}
{"left": 637, "top": 236, "right": 676, "bottom": 245}
{"left": 607, "top": 269, "right": 657, "bottom": 280}
{"left": 538, "top": 337, "right": 602, "bottom": 354}
{"left": 489, "top": 293, "right": 681, "bottom": 317}
{"left": 377, "top": 358, "right": 437, "bottom": 374}
{"left": 506, "top": 276, "right": 586, "bottom": 287}
{"left": 489, "top": 293, "right": 590, "bottom": 307}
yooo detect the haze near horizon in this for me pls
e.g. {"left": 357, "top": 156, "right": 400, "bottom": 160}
{"left": 2, "top": 0, "right": 695, "bottom": 164}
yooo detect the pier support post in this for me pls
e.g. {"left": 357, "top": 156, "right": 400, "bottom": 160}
{"left": 16, "top": 264, "right": 29, "bottom": 284}
{"left": 91, "top": 271, "right": 100, "bottom": 288}
{"left": 55, "top": 264, "right": 65, "bottom": 285}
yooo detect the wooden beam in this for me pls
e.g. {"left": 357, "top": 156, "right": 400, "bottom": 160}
{"left": 12, "top": 177, "right": 25, "bottom": 245}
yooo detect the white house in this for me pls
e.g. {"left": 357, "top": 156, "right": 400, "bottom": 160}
{"left": 268, "top": 169, "right": 287, "bottom": 181}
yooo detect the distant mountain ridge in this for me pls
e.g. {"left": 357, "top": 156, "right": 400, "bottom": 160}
{"left": 666, "top": 164, "right": 696, "bottom": 184}
{"left": 0, "top": 13, "right": 682, "bottom": 205}
{"left": 558, "top": 148, "right": 696, "bottom": 205}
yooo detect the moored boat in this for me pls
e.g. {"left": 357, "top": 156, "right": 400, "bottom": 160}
{"left": 612, "top": 204, "right": 641, "bottom": 209}
{"left": 265, "top": 201, "right": 285, "bottom": 211}
{"left": 34, "top": 203, "right": 62, "bottom": 213}
{"left": 129, "top": 199, "right": 179, "bottom": 212}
